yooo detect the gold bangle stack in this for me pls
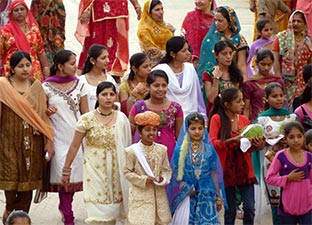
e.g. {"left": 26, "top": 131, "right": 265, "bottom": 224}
{"left": 62, "top": 167, "right": 71, "bottom": 176}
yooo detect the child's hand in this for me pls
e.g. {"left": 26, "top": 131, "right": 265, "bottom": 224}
{"left": 190, "top": 189, "right": 196, "bottom": 196}
{"left": 287, "top": 168, "right": 305, "bottom": 182}
{"left": 146, "top": 176, "right": 154, "bottom": 184}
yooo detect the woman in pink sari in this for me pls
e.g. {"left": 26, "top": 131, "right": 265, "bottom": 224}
{"left": 76, "top": 0, "right": 141, "bottom": 79}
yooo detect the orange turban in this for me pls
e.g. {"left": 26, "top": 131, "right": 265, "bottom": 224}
{"left": 134, "top": 111, "right": 160, "bottom": 126}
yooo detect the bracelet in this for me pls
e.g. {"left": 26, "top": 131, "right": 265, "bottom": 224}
{"left": 63, "top": 167, "right": 72, "bottom": 171}
{"left": 62, "top": 173, "right": 71, "bottom": 176}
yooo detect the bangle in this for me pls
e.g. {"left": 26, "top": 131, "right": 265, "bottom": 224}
{"left": 63, "top": 167, "right": 71, "bottom": 171}
{"left": 213, "top": 76, "right": 220, "bottom": 80}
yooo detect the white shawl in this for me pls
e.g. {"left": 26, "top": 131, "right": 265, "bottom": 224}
{"left": 152, "top": 63, "right": 199, "bottom": 117}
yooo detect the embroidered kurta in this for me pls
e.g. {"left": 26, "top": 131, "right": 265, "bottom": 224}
{"left": 124, "top": 142, "right": 172, "bottom": 225}
{"left": 76, "top": 110, "right": 131, "bottom": 223}
{"left": 43, "top": 79, "right": 87, "bottom": 192}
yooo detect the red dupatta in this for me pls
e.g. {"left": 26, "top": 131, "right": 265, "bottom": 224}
{"left": 1, "top": 0, "right": 38, "bottom": 53}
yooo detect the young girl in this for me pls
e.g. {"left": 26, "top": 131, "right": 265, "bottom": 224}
{"left": 129, "top": 70, "right": 183, "bottom": 160}
{"left": 124, "top": 111, "right": 172, "bottom": 225}
{"left": 62, "top": 82, "right": 131, "bottom": 224}
{"left": 247, "top": 18, "right": 274, "bottom": 78}
{"left": 266, "top": 121, "right": 312, "bottom": 225}
{"left": 243, "top": 49, "right": 284, "bottom": 122}
{"left": 203, "top": 40, "right": 243, "bottom": 113}
{"left": 168, "top": 112, "right": 226, "bottom": 225}
{"left": 79, "top": 44, "right": 119, "bottom": 110}
{"left": 255, "top": 82, "right": 297, "bottom": 225}
{"left": 6, "top": 210, "right": 31, "bottom": 225}
{"left": 209, "top": 87, "right": 265, "bottom": 225}
{"left": 43, "top": 50, "right": 89, "bottom": 225}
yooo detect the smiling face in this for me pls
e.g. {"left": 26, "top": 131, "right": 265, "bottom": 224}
{"left": 149, "top": 76, "right": 168, "bottom": 100}
{"left": 267, "top": 87, "right": 285, "bottom": 110}
{"left": 215, "top": 46, "right": 234, "bottom": 67}
{"left": 150, "top": 3, "right": 164, "bottom": 23}
{"left": 12, "top": 57, "right": 32, "bottom": 81}
{"left": 139, "top": 125, "right": 158, "bottom": 145}
{"left": 97, "top": 86, "right": 116, "bottom": 109}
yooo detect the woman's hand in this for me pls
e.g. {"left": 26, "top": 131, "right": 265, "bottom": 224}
{"left": 46, "top": 106, "right": 57, "bottom": 116}
{"left": 44, "top": 140, "right": 54, "bottom": 161}
{"left": 287, "top": 168, "right": 305, "bottom": 182}
{"left": 135, "top": 7, "right": 142, "bottom": 20}
{"left": 146, "top": 176, "right": 154, "bottom": 184}
{"left": 132, "top": 82, "right": 149, "bottom": 98}
{"left": 61, "top": 167, "right": 71, "bottom": 192}
{"left": 216, "top": 197, "right": 223, "bottom": 212}
{"left": 80, "top": 11, "right": 90, "bottom": 24}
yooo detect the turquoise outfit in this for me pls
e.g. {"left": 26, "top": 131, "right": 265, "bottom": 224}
{"left": 197, "top": 6, "right": 249, "bottom": 83}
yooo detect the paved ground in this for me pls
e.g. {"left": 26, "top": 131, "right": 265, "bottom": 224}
{"left": 0, "top": 0, "right": 273, "bottom": 224}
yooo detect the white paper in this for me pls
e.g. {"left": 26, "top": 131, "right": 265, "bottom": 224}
{"left": 240, "top": 137, "right": 252, "bottom": 152}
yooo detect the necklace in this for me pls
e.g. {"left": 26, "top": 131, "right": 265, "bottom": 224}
{"left": 288, "top": 149, "right": 302, "bottom": 164}
{"left": 96, "top": 108, "right": 113, "bottom": 117}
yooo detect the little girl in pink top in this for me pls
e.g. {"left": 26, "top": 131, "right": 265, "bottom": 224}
{"left": 266, "top": 121, "right": 312, "bottom": 225}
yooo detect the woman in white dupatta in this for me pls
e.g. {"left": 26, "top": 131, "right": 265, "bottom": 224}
{"left": 62, "top": 82, "right": 131, "bottom": 225}
{"left": 152, "top": 36, "right": 206, "bottom": 119}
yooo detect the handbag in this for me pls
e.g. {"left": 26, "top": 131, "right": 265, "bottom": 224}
{"left": 300, "top": 106, "right": 312, "bottom": 131}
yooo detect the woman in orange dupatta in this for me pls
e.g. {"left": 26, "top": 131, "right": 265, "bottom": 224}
{"left": 76, "top": 0, "right": 142, "bottom": 79}
{"left": 0, "top": 51, "right": 54, "bottom": 223}
{"left": 0, "top": 0, "right": 50, "bottom": 81}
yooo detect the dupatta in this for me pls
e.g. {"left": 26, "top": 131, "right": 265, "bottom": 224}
{"left": 0, "top": 77, "right": 53, "bottom": 141}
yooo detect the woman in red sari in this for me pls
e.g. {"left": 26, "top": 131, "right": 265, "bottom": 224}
{"left": 76, "top": 0, "right": 141, "bottom": 79}
{"left": 0, "top": 0, "right": 49, "bottom": 81}
{"left": 181, "top": 0, "right": 216, "bottom": 66}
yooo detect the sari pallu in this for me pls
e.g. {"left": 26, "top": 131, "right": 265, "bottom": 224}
{"left": 76, "top": 0, "right": 129, "bottom": 76}
{"left": 275, "top": 10, "right": 312, "bottom": 108}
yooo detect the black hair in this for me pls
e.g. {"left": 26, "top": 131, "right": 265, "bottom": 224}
{"left": 9, "top": 51, "right": 32, "bottom": 76}
{"left": 214, "top": 40, "right": 243, "bottom": 84}
{"left": 305, "top": 129, "right": 312, "bottom": 144}
{"left": 256, "top": 18, "right": 272, "bottom": 39}
{"left": 50, "top": 49, "right": 76, "bottom": 76}
{"left": 209, "top": 88, "right": 241, "bottom": 140}
{"left": 187, "top": 112, "right": 205, "bottom": 127}
{"left": 264, "top": 82, "right": 284, "bottom": 110}
{"left": 283, "top": 121, "right": 305, "bottom": 137}
{"left": 215, "top": 6, "right": 235, "bottom": 33}
{"left": 94, "top": 81, "right": 117, "bottom": 109}
{"left": 6, "top": 210, "right": 31, "bottom": 225}
{"left": 256, "top": 48, "right": 274, "bottom": 63}
{"left": 82, "top": 44, "right": 108, "bottom": 74}
{"left": 146, "top": 70, "right": 169, "bottom": 85}
{"left": 149, "top": 0, "right": 162, "bottom": 13}
{"left": 159, "top": 36, "right": 187, "bottom": 64}
{"left": 303, "top": 64, "right": 312, "bottom": 84}
{"left": 128, "top": 52, "right": 149, "bottom": 82}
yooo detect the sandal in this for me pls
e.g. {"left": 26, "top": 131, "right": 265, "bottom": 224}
{"left": 2, "top": 209, "right": 11, "bottom": 224}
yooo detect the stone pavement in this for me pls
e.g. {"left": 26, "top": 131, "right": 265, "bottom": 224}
{"left": 0, "top": 0, "right": 272, "bottom": 224}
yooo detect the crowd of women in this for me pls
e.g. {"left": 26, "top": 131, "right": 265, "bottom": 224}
{"left": 0, "top": 0, "right": 312, "bottom": 225}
